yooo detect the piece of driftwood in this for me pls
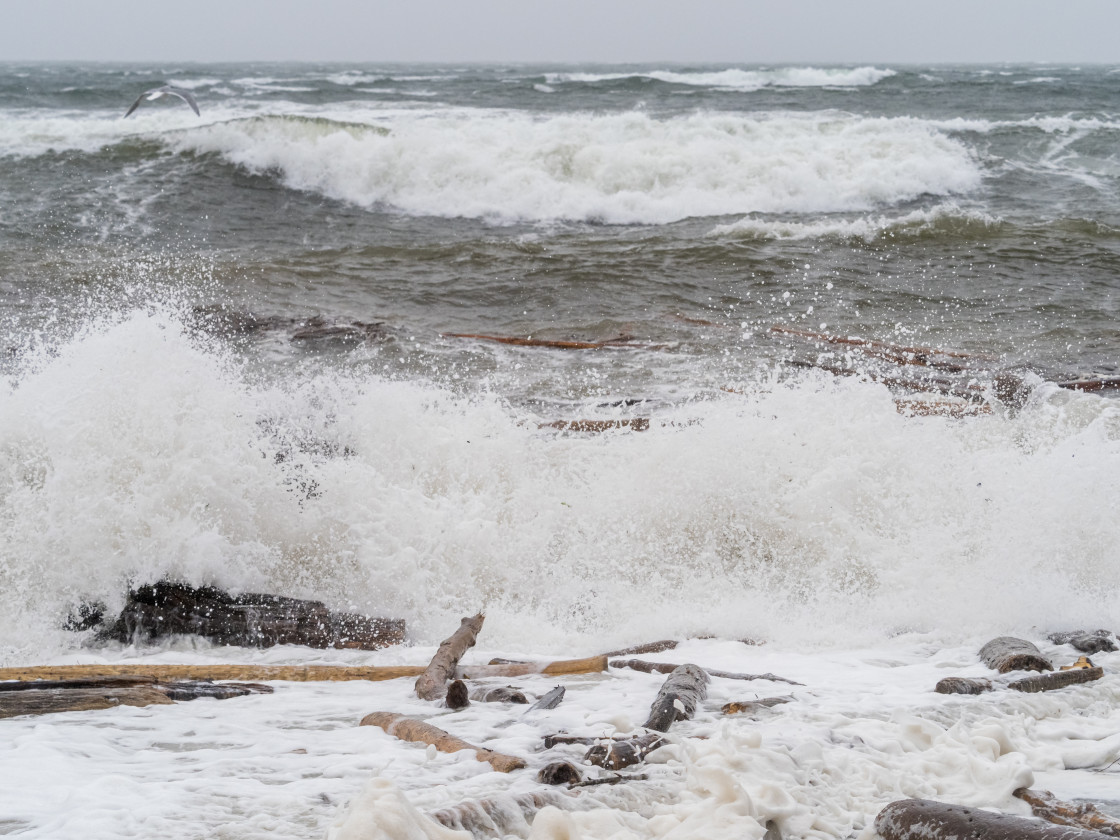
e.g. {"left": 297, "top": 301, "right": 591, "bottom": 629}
{"left": 469, "top": 685, "right": 528, "bottom": 704}
{"left": 0, "top": 674, "right": 158, "bottom": 691}
{"left": 154, "top": 681, "right": 274, "bottom": 701}
{"left": 1009, "top": 667, "right": 1103, "bottom": 693}
{"left": 416, "top": 613, "right": 486, "bottom": 701}
{"left": 443, "top": 333, "right": 653, "bottom": 351}
{"left": 585, "top": 733, "right": 667, "bottom": 770}
{"left": 1048, "top": 631, "right": 1118, "bottom": 654}
{"left": 429, "top": 791, "right": 575, "bottom": 838}
{"left": 99, "top": 581, "right": 404, "bottom": 650}
{"left": 359, "top": 711, "right": 526, "bottom": 773}
{"left": 538, "top": 761, "right": 583, "bottom": 785}
{"left": 935, "top": 677, "right": 994, "bottom": 695}
{"left": 527, "top": 686, "right": 566, "bottom": 712}
{"left": 643, "top": 663, "right": 708, "bottom": 732}
{"left": 1057, "top": 377, "right": 1120, "bottom": 392}
{"left": 602, "top": 640, "right": 680, "bottom": 657}
{"left": 796, "top": 360, "right": 987, "bottom": 402}
{"left": 875, "top": 798, "right": 1112, "bottom": 840}
{"left": 572, "top": 772, "right": 649, "bottom": 788}
{"left": 445, "top": 679, "right": 470, "bottom": 709}
{"left": 769, "top": 325, "right": 988, "bottom": 368}
{"left": 1015, "top": 789, "right": 1120, "bottom": 837}
{"left": 0, "top": 686, "right": 175, "bottom": 719}
{"left": 460, "top": 656, "right": 608, "bottom": 679}
{"left": 610, "top": 659, "right": 802, "bottom": 685}
{"left": 722, "top": 696, "right": 793, "bottom": 714}
{"left": 541, "top": 419, "right": 650, "bottom": 432}
{"left": 980, "top": 637, "right": 1053, "bottom": 673}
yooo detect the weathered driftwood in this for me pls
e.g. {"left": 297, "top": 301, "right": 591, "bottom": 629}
{"left": 460, "top": 656, "right": 608, "bottom": 680}
{"left": 1015, "top": 788, "right": 1120, "bottom": 837}
{"left": 610, "top": 658, "right": 802, "bottom": 685}
{"left": 416, "top": 613, "right": 485, "bottom": 701}
{"left": 0, "top": 686, "right": 175, "bottom": 719}
{"left": 980, "top": 636, "right": 1053, "bottom": 673}
{"left": 1009, "top": 667, "right": 1103, "bottom": 693}
{"left": 572, "top": 773, "right": 649, "bottom": 788}
{"left": 1057, "top": 377, "right": 1120, "bottom": 392}
{"left": 527, "top": 686, "right": 566, "bottom": 712}
{"left": 538, "top": 761, "right": 582, "bottom": 785}
{"left": 468, "top": 685, "right": 528, "bottom": 704}
{"left": 429, "top": 791, "right": 575, "bottom": 838}
{"left": 585, "top": 733, "right": 667, "bottom": 770}
{"left": 101, "top": 581, "right": 404, "bottom": 650}
{"left": 0, "top": 674, "right": 157, "bottom": 691}
{"left": 602, "top": 640, "right": 680, "bottom": 657}
{"left": 443, "top": 333, "right": 652, "bottom": 351}
{"left": 541, "top": 419, "right": 650, "bottom": 433}
{"left": 154, "top": 681, "right": 273, "bottom": 701}
{"left": 797, "top": 360, "right": 987, "bottom": 402}
{"left": 722, "top": 696, "right": 793, "bottom": 714}
{"left": 769, "top": 325, "right": 988, "bottom": 369}
{"left": 643, "top": 664, "right": 708, "bottom": 732}
{"left": 1048, "top": 631, "right": 1118, "bottom": 654}
{"left": 875, "top": 798, "right": 1112, "bottom": 840}
{"left": 359, "top": 711, "right": 526, "bottom": 773}
{"left": 445, "top": 679, "right": 470, "bottom": 709}
{"left": 935, "top": 677, "right": 994, "bottom": 695}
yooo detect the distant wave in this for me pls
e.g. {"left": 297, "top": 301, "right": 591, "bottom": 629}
{"left": 545, "top": 66, "right": 896, "bottom": 91}
{"left": 165, "top": 111, "right": 980, "bottom": 224}
{"left": 709, "top": 204, "right": 1003, "bottom": 241}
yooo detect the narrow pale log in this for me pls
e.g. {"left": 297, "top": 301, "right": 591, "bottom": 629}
{"left": 980, "top": 637, "right": 1053, "bottom": 673}
{"left": 722, "top": 696, "right": 793, "bottom": 714}
{"left": 601, "top": 640, "right": 679, "bottom": 657}
{"left": 459, "top": 655, "right": 608, "bottom": 679}
{"left": 875, "top": 798, "right": 1111, "bottom": 840}
{"left": 1048, "top": 631, "right": 1118, "bottom": 654}
{"left": 643, "top": 663, "right": 708, "bottom": 731}
{"left": 935, "top": 677, "right": 994, "bottom": 695}
{"left": 1015, "top": 788, "right": 1120, "bottom": 837}
{"left": 527, "top": 686, "right": 566, "bottom": 712}
{"left": 585, "top": 733, "right": 667, "bottom": 770}
{"left": 468, "top": 685, "right": 528, "bottom": 704}
{"left": 428, "top": 791, "right": 575, "bottom": 838}
{"left": 610, "top": 658, "right": 801, "bottom": 685}
{"left": 359, "top": 711, "right": 526, "bottom": 773}
{"left": 0, "top": 686, "right": 174, "bottom": 719}
{"left": 0, "top": 664, "right": 428, "bottom": 683}
{"left": 1009, "top": 667, "right": 1103, "bottom": 693}
{"left": 416, "top": 613, "right": 485, "bottom": 701}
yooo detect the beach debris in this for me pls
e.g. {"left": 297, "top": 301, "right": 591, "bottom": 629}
{"left": 95, "top": 581, "right": 404, "bottom": 651}
{"left": 1048, "top": 630, "right": 1118, "bottom": 654}
{"left": 442, "top": 332, "right": 657, "bottom": 350}
{"left": 527, "top": 686, "right": 566, "bottom": 712}
{"left": 1015, "top": 788, "right": 1120, "bottom": 837}
{"left": 980, "top": 636, "right": 1053, "bottom": 673}
{"left": 1009, "top": 667, "right": 1103, "bottom": 693}
{"left": 540, "top": 418, "right": 650, "bottom": 432}
{"left": 935, "top": 677, "right": 994, "bottom": 695}
{"left": 643, "top": 663, "right": 709, "bottom": 732}
{"left": 585, "top": 733, "right": 668, "bottom": 770}
{"left": 428, "top": 791, "right": 576, "bottom": 838}
{"left": 359, "top": 711, "right": 526, "bottom": 773}
{"left": 537, "top": 761, "right": 583, "bottom": 785}
{"left": 1055, "top": 376, "right": 1120, "bottom": 393}
{"left": 722, "top": 696, "right": 794, "bottom": 714}
{"left": 460, "top": 656, "right": 608, "bottom": 679}
{"left": 769, "top": 325, "right": 987, "bottom": 371}
{"left": 468, "top": 685, "right": 528, "bottom": 704}
{"left": 875, "top": 797, "right": 1112, "bottom": 840}
{"left": 1061, "top": 656, "right": 1097, "bottom": 671}
{"left": 416, "top": 613, "right": 485, "bottom": 701}
{"left": 444, "top": 679, "right": 471, "bottom": 709}
{"left": 601, "top": 640, "right": 680, "bottom": 657}
{"left": 610, "top": 658, "right": 802, "bottom": 685}
{"left": 571, "top": 772, "right": 649, "bottom": 788}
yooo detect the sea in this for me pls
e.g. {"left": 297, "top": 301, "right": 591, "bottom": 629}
{"left": 1, "top": 62, "right": 1120, "bottom": 840}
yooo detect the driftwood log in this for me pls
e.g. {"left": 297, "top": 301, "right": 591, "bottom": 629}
{"left": 935, "top": 677, "right": 994, "bottom": 695}
{"left": 769, "top": 325, "right": 987, "bottom": 370}
{"left": 1015, "top": 789, "right": 1120, "bottom": 837}
{"left": 0, "top": 678, "right": 273, "bottom": 719}
{"left": 980, "top": 637, "right": 1053, "bottom": 673}
{"left": 875, "top": 798, "right": 1112, "bottom": 840}
{"left": 1009, "top": 667, "right": 1103, "bottom": 693}
{"left": 99, "top": 581, "right": 404, "bottom": 650}
{"left": 416, "top": 613, "right": 485, "bottom": 701}
{"left": 585, "top": 733, "right": 667, "bottom": 770}
{"left": 429, "top": 791, "right": 575, "bottom": 838}
{"left": 459, "top": 656, "right": 607, "bottom": 679}
{"left": 359, "top": 711, "right": 526, "bottom": 773}
{"left": 469, "top": 685, "right": 528, "bottom": 704}
{"left": 443, "top": 333, "right": 654, "bottom": 350}
{"left": 538, "top": 761, "right": 583, "bottom": 785}
{"left": 611, "top": 658, "right": 801, "bottom": 685}
{"left": 1048, "top": 631, "right": 1118, "bottom": 654}
{"left": 602, "top": 640, "right": 680, "bottom": 657}
{"left": 722, "top": 696, "right": 793, "bottom": 714}
{"left": 643, "top": 663, "right": 708, "bottom": 732}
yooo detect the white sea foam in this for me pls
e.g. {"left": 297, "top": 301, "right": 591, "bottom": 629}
{"left": 708, "top": 204, "right": 1001, "bottom": 240}
{"left": 165, "top": 110, "right": 980, "bottom": 223}
{"left": 546, "top": 66, "right": 896, "bottom": 91}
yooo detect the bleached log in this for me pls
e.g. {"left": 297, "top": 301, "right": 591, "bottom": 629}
{"left": 1015, "top": 788, "right": 1120, "bottom": 837}
{"left": 428, "top": 791, "right": 575, "bottom": 838}
{"left": 416, "top": 613, "right": 485, "bottom": 701}
{"left": 935, "top": 677, "right": 994, "bottom": 695}
{"left": 980, "top": 637, "right": 1053, "bottom": 673}
{"left": 875, "top": 798, "right": 1111, "bottom": 840}
{"left": 1009, "top": 667, "right": 1103, "bottom": 693}
{"left": 359, "top": 711, "right": 526, "bottom": 773}
{"left": 0, "top": 686, "right": 175, "bottom": 719}
{"left": 643, "top": 663, "right": 708, "bottom": 732}
{"left": 611, "top": 658, "right": 801, "bottom": 685}
{"left": 468, "top": 685, "right": 528, "bottom": 704}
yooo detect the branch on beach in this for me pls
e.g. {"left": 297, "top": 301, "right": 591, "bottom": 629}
{"left": 416, "top": 613, "right": 485, "bottom": 701}
{"left": 443, "top": 332, "right": 660, "bottom": 350}
{"left": 1014, "top": 788, "right": 1120, "bottom": 837}
{"left": 359, "top": 711, "right": 526, "bottom": 773}
{"left": 610, "top": 658, "right": 802, "bottom": 685}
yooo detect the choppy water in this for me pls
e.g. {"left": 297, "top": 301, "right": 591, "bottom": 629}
{"left": 2, "top": 62, "right": 1120, "bottom": 659}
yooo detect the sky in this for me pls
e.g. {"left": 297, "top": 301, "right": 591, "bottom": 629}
{"left": 3, "top": 0, "right": 1119, "bottom": 65}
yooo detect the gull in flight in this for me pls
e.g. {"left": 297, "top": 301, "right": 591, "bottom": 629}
{"left": 123, "top": 85, "right": 200, "bottom": 118}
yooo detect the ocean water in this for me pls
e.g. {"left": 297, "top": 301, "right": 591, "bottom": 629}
{"left": 1, "top": 62, "right": 1120, "bottom": 840}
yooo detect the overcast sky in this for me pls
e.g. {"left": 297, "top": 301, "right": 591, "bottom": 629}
{"left": 4, "top": 0, "right": 1119, "bottom": 64}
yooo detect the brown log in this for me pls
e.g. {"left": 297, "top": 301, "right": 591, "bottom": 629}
{"left": 980, "top": 636, "right": 1053, "bottom": 673}
{"left": 1015, "top": 789, "right": 1120, "bottom": 837}
{"left": 1048, "top": 631, "right": 1118, "bottom": 654}
{"left": 722, "top": 696, "right": 793, "bottom": 714}
{"left": 0, "top": 664, "right": 428, "bottom": 683}
{"left": 459, "top": 655, "right": 608, "bottom": 680}
{"left": 610, "top": 658, "right": 802, "bottom": 685}
{"left": 359, "top": 711, "right": 526, "bottom": 773}
{"left": 875, "top": 798, "right": 1112, "bottom": 840}
{"left": 769, "top": 325, "right": 988, "bottom": 367}
{"left": 428, "top": 791, "right": 574, "bottom": 838}
{"left": 443, "top": 333, "right": 655, "bottom": 351}
{"left": 1009, "top": 667, "right": 1103, "bottom": 693}
{"left": 0, "top": 686, "right": 175, "bottom": 719}
{"left": 935, "top": 677, "right": 994, "bottom": 695}
{"left": 0, "top": 674, "right": 157, "bottom": 691}
{"left": 601, "top": 640, "right": 680, "bottom": 657}
{"left": 585, "top": 733, "right": 667, "bottom": 770}
{"left": 1057, "top": 377, "right": 1120, "bottom": 392}
{"left": 468, "top": 685, "right": 528, "bottom": 704}
{"left": 643, "top": 664, "right": 708, "bottom": 732}
{"left": 100, "top": 581, "right": 404, "bottom": 650}
{"left": 415, "top": 613, "right": 485, "bottom": 701}
{"left": 538, "top": 761, "right": 582, "bottom": 785}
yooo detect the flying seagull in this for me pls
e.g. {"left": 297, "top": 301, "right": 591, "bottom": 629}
{"left": 123, "top": 85, "right": 200, "bottom": 118}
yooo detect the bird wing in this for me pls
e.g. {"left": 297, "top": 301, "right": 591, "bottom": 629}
{"left": 123, "top": 91, "right": 149, "bottom": 118}
{"left": 122, "top": 85, "right": 201, "bottom": 118}
{"left": 165, "top": 87, "right": 201, "bottom": 116}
